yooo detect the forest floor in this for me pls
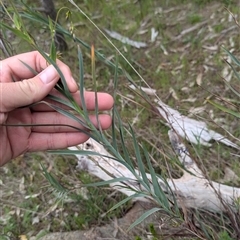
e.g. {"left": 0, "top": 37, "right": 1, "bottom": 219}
{"left": 1, "top": 0, "right": 240, "bottom": 239}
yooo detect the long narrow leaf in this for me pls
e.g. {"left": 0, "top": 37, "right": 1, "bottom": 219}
{"left": 223, "top": 79, "right": 240, "bottom": 98}
{"left": 129, "top": 125, "right": 151, "bottom": 190}
{"left": 208, "top": 100, "right": 240, "bottom": 119}
{"left": 47, "top": 103, "right": 90, "bottom": 129}
{"left": 117, "top": 111, "right": 134, "bottom": 170}
{"left": 49, "top": 149, "right": 118, "bottom": 161}
{"left": 83, "top": 177, "right": 131, "bottom": 187}
{"left": 91, "top": 45, "right": 102, "bottom": 134}
{"left": 128, "top": 207, "right": 161, "bottom": 231}
{"left": 108, "top": 193, "right": 147, "bottom": 212}
{"left": 47, "top": 94, "right": 76, "bottom": 110}
{"left": 225, "top": 59, "right": 240, "bottom": 82}
{"left": 111, "top": 54, "right": 119, "bottom": 150}
{"left": 77, "top": 45, "right": 89, "bottom": 120}
{"left": 19, "top": 59, "right": 38, "bottom": 75}
{"left": 145, "top": 146, "right": 170, "bottom": 211}
{"left": 40, "top": 163, "right": 67, "bottom": 193}
{"left": 223, "top": 47, "right": 240, "bottom": 66}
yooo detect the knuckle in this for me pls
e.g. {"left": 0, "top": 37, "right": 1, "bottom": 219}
{"left": 47, "top": 133, "right": 56, "bottom": 149}
{"left": 19, "top": 80, "right": 39, "bottom": 103}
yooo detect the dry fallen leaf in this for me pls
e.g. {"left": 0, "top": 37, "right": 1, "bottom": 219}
{"left": 196, "top": 72, "right": 203, "bottom": 86}
{"left": 19, "top": 235, "right": 28, "bottom": 240}
{"left": 169, "top": 88, "right": 179, "bottom": 100}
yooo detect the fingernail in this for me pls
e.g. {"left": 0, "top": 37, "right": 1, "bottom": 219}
{"left": 39, "top": 65, "right": 57, "bottom": 84}
{"left": 71, "top": 77, "right": 76, "bottom": 84}
{"left": 71, "top": 77, "right": 78, "bottom": 88}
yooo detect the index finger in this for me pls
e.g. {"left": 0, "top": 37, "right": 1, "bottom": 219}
{"left": 31, "top": 91, "right": 114, "bottom": 112}
{"left": 1, "top": 51, "right": 78, "bottom": 92}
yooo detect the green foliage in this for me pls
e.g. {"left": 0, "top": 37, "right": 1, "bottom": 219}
{"left": 149, "top": 223, "right": 158, "bottom": 239}
{"left": 188, "top": 14, "right": 202, "bottom": 24}
{"left": 208, "top": 49, "right": 240, "bottom": 120}
{"left": 219, "top": 230, "right": 235, "bottom": 240}
{"left": 1, "top": 0, "right": 240, "bottom": 239}
{"left": 1, "top": 0, "right": 175, "bottom": 233}
{"left": 135, "top": 237, "right": 142, "bottom": 240}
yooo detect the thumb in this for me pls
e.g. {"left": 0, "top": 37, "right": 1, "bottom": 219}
{"left": 1, "top": 65, "right": 60, "bottom": 112}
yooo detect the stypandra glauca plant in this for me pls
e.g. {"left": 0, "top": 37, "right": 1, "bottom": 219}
{"left": 1, "top": 1, "right": 239, "bottom": 239}
{"left": 0, "top": 0, "right": 181, "bottom": 232}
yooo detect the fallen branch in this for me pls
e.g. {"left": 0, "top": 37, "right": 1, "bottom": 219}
{"left": 69, "top": 130, "right": 240, "bottom": 213}
{"left": 155, "top": 99, "right": 239, "bottom": 149}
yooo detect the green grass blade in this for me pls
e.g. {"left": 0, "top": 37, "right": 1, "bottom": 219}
{"left": 111, "top": 105, "right": 118, "bottom": 151}
{"left": 108, "top": 193, "right": 146, "bottom": 212}
{"left": 48, "top": 149, "right": 119, "bottom": 161}
{"left": 225, "top": 60, "right": 240, "bottom": 82}
{"left": 0, "top": 22, "right": 31, "bottom": 42}
{"left": 77, "top": 45, "right": 90, "bottom": 121}
{"left": 208, "top": 100, "right": 240, "bottom": 119}
{"left": 91, "top": 45, "right": 102, "bottom": 134}
{"left": 18, "top": 6, "right": 123, "bottom": 73}
{"left": 46, "top": 94, "right": 76, "bottom": 110}
{"left": 129, "top": 125, "right": 151, "bottom": 190}
{"left": 223, "top": 47, "right": 240, "bottom": 66}
{"left": 128, "top": 207, "right": 161, "bottom": 231}
{"left": 83, "top": 177, "right": 132, "bottom": 187}
{"left": 116, "top": 111, "right": 134, "bottom": 170}
{"left": 144, "top": 145, "right": 170, "bottom": 211}
{"left": 40, "top": 163, "right": 67, "bottom": 193}
{"left": 35, "top": 48, "right": 72, "bottom": 98}
{"left": 48, "top": 17, "right": 57, "bottom": 62}
{"left": 111, "top": 53, "right": 119, "bottom": 150}
{"left": 223, "top": 79, "right": 240, "bottom": 98}
{"left": 18, "top": 59, "right": 38, "bottom": 75}
{"left": 43, "top": 102, "right": 90, "bottom": 129}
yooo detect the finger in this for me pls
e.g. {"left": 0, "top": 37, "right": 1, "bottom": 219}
{"left": 28, "top": 132, "right": 90, "bottom": 152}
{"left": 31, "top": 112, "right": 112, "bottom": 132}
{"left": 31, "top": 91, "right": 114, "bottom": 112}
{"left": 0, "top": 65, "right": 63, "bottom": 112}
{"left": 1, "top": 51, "right": 78, "bottom": 92}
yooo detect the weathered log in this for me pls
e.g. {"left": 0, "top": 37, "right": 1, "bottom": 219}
{"left": 69, "top": 130, "right": 240, "bottom": 213}
{"left": 155, "top": 99, "right": 239, "bottom": 149}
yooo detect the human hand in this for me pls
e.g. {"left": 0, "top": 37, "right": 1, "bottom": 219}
{"left": 0, "top": 51, "right": 113, "bottom": 166}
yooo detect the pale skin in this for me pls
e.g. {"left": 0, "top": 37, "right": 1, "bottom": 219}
{"left": 0, "top": 51, "right": 114, "bottom": 166}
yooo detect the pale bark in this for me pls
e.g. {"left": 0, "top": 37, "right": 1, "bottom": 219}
{"left": 69, "top": 130, "right": 240, "bottom": 212}
{"left": 155, "top": 99, "right": 239, "bottom": 149}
